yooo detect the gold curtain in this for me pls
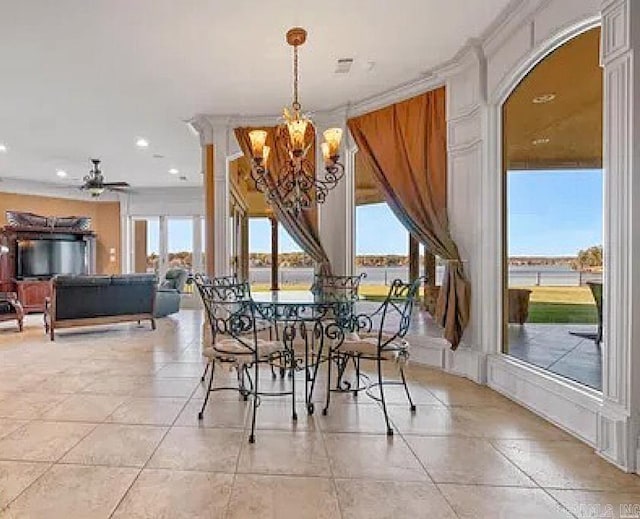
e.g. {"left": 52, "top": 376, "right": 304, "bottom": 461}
{"left": 234, "top": 126, "right": 332, "bottom": 275}
{"left": 347, "top": 87, "right": 470, "bottom": 349}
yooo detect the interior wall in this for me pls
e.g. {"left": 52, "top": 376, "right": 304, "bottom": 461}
{"left": 0, "top": 192, "right": 121, "bottom": 275}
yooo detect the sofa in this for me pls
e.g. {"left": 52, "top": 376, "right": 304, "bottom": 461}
{"left": 45, "top": 274, "right": 157, "bottom": 340}
{"left": 154, "top": 268, "right": 188, "bottom": 317}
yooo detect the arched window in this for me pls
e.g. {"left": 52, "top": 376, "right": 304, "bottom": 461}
{"left": 502, "top": 28, "right": 603, "bottom": 390}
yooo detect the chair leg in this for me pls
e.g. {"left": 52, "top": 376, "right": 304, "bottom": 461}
{"left": 353, "top": 356, "right": 360, "bottom": 398}
{"left": 377, "top": 358, "right": 393, "bottom": 436}
{"left": 400, "top": 364, "right": 416, "bottom": 412}
{"left": 291, "top": 351, "right": 297, "bottom": 421}
{"left": 249, "top": 361, "right": 259, "bottom": 444}
{"left": 198, "top": 359, "right": 215, "bottom": 419}
{"left": 201, "top": 362, "right": 210, "bottom": 382}
{"left": 322, "top": 351, "right": 333, "bottom": 416}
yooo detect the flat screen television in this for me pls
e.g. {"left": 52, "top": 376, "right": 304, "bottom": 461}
{"left": 17, "top": 239, "right": 87, "bottom": 278}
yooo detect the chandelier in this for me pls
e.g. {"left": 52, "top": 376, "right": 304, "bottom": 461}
{"left": 248, "top": 27, "right": 344, "bottom": 215}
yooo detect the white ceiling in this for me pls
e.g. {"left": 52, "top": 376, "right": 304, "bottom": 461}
{"left": 0, "top": 0, "right": 511, "bottom": 188}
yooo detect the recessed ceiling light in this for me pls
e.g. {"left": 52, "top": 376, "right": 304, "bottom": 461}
{"left": 56, "top": 170, "right": 67, "bottom": 178}
{"left": 168, "top": 168, "right": 179, "bottom": 175}
{"left": 532, "top": 137, "right": 550, "bottom": 145}
{"left": 136, "top": 138, "right": 149, "bottom": 148}
{"left": 532, "top": 93, "right": 556, "bottom": 104}
{"left": 0, "top": 144, "right": 7, "bottom": 153}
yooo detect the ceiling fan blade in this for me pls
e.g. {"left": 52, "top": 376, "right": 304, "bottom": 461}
{"left": 103, "top": 182, "right": 130, "bottom": 187}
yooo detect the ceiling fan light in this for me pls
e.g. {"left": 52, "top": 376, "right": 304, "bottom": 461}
{"left": 88, "top": 187, "right": 105, "bottom": 197}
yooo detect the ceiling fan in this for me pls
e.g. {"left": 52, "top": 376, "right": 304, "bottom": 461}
{"left": 80, "top": 158, "right": 130, "bottom": 197}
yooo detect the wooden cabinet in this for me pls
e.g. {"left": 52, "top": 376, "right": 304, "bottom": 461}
{"left": 15, "top": 280, "right": 51, "bottom": 314}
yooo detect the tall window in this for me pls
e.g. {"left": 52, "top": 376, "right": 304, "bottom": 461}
{"left": 248, "top": 217, "right": 313, "bottom": 290}
{"left": 502, "top": 28, "right": 603, "bottom": 390}
{"left": 167, "top": 218, "right": 193, "bottom": 271}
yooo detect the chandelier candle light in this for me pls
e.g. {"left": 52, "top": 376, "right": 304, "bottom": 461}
{"left": 248, "top": 27, "right": 345, "bottom": 214}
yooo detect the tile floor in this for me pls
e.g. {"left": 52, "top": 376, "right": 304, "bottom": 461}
{"left": 0, "top": 310, "right": 636, "bottom": 518}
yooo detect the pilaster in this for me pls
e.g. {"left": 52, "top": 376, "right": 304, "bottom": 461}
{"left": 597, "top": 0, "right": 640, "bottom": 472}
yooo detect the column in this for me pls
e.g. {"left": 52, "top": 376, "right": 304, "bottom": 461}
{"left": 193, "top": 116, "right": 232, "bottom": 278}
{"left": 409, "top": 234, "right": 419, "bottom": 282}
{"left": 316, "top": 110, "right": 350, "bottom": 275}
{"left": 133, "top": 220, "right": 148, "bottom": 273}
{"left": 270, "top": 216, "right": 279, "bottom": 291}
{"left": 204, "top": 144, "right": 215, "bottom": 275}
{"left": 158, "top": 216, "right": 168, "bottom": 278}
{"left": 240, "top": 215, "right": 249, "bottom": 282}
{"left": 598, "top": 0, "right": 640, "bottom": 472}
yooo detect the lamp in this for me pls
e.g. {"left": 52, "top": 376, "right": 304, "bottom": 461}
{"left": 247, "top": 27, "right": 345, "bottom": 214}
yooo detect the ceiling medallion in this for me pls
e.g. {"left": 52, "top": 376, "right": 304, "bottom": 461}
{"left": 248, "top": 27, "right": 344, "bottom": 215}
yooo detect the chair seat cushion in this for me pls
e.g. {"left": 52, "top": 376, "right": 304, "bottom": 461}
{"left": 337, "top": 332, "right": 409, "bottom": 360}
{"left": 203, "top": 338, "right": 283, "bottom": 362}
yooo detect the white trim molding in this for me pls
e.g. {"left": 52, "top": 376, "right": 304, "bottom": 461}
{"left": 597, "top": 0, "right": 640, "bottom": 472}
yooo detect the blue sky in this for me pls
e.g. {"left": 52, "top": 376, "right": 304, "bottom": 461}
{"left": 145, "top": 169, "right": 603, "bottom": 257}
{"left": 508, "top": 169, "right": 603, "bottom": 256}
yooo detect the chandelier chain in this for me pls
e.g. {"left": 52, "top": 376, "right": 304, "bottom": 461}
{"left": 293, "top": 44, "right": 300, "bottom": 111}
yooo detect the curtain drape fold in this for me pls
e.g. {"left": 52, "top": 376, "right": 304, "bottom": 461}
{"left": 347, "top": 88, "right": 470, "bottom": 349}
{"left": 234, "top": 127, "right": 332, "bottom": 275}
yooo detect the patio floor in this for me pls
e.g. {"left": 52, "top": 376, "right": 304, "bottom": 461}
{"left": 507, "top": 324, "right": 602, "bottom": 390}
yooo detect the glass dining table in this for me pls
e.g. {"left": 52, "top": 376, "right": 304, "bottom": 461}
{"left": 251, "top": 290, "right": 356, "bottom": 415}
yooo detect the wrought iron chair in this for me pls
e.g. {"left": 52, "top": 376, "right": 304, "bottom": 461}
{"left": 196, "top": 280, "right": 291, "bottom": 443}
{"left": 322, "top": 277, "right": 424, "bottom": 436}
{"left": 310, "top": 272, "right": 366, "bottom": 303}
{"left": 194, "top": 273, "right": 276, "bottom": 382}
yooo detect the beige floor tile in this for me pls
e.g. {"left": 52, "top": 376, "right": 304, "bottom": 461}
{"left": 0, "top": 392, "right": 67, "bottom": 419}
{"left": 106, "top": 398, "right": 187, "bottom": 425}
{"left": 42, "top": 394, "right": 127, "bottom": 422}
{"left": 252, "top": 400, "right": 319, "bottom": 432}
{"left": 134, "top": 377, "right": 200, "bottom": 398}
{"left": 155, "top": 362, "right": 207, "bottom": 378}
{"left": 492, "top": 439, "right": 640, "bottom": 490}
{"left": 147, "top": 427, "right": 242, "bottom": 472}
{"left": 174, "top": 399, "right": 248, "bottom": 428}
{"left": 387, "top": 404, "right": 459, "bottom": 436}
{"left": 319, "top": 402, "right": 394, "bottom": 434}
{"left": 426, "top": 380, "right": 518, "bottom": 407}
{"left": 548, "top": 489, "right": 640, "bottom": 519}
{"left": 237, "top": 430, "right": 330, "bottom": 477}
{"left": 0, "top": 420, "right": 28, "bottom": 441}
{"left": 2, "top": 464, "right": 138, "bottom": 519}
{"left": 226, "top": 474, "right": 340, "bottom": 519}
{"left": 112, "top": 469, "right": 233, "bottom": 519}
{"left": 335, "top": 479, "right": 457, "bottom": 519}
{"left": 455, "top": 406, "right": 571, "bottom": 440}
{"left": 406, "top": 436, "right": 535, "bottom": 486}
{"left": 0, "top": 421, "right": 96, "bottom": 462}
{"left": 35, "top": 374, "right": 97, "bottom": 394}
{"left": 438, "top": 484, "right": 574, "bottom": 519}
{"left": 80, "top": 375, "right": 147, "bottom": 395}
{"left": 325, "top": 433, "right": 428, "bottom": 481}
{"left": 0, "top": 460, "right": 51, "bottom": 509}
{"left": 60, "top": 424, "right": 167, "bottom": 468}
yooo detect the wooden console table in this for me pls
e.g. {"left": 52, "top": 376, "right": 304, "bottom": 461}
{"left": 15, "top": 279, "right": 51, "bottom": 314}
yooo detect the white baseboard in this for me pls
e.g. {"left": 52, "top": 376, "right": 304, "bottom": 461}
{"left": 487, "top": 354, "right": 602, "bottom": 446}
